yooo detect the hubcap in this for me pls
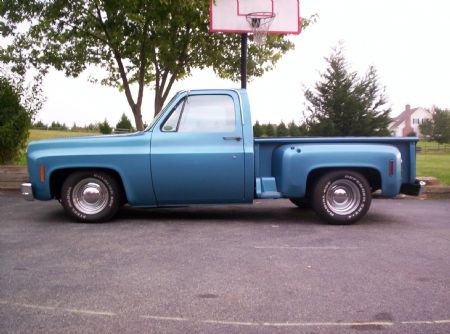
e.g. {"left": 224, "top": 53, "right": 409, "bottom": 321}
{"left": 72, "top": 178, "right": 109, "bottom": 215}
{"left": 326, "top": 179, "right": 361, "bottom": 215}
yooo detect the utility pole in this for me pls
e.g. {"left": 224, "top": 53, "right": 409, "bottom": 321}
{"left": 240, "top": 33, "right": 248, "bottom": 89}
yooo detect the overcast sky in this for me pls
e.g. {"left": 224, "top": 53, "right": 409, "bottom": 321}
{"left": 37, "top": 0, "right": 450, "bottom": 126}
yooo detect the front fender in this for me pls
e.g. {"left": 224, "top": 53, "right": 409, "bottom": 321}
{"left": 26, "top": 132, "right": 156, "bottom": 206}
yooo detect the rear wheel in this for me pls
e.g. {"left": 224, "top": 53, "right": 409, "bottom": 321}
{"left": 312, "top": 170, "right": 371, "bottom": 225}
{"left": 61, "top": 170, "right": 121, "bottom": 223}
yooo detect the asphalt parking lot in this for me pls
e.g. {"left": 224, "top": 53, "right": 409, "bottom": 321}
{"left": 1, "top": 192, "right": 449, "bottom": 334}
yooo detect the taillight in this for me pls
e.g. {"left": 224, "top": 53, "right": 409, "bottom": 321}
{"left": 389, "top": 160, "right": 394, "bottom": 176}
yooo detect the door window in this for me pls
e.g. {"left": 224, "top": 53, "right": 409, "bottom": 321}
{"left": 162, "top": 95, "right": 236, "bottom": 133}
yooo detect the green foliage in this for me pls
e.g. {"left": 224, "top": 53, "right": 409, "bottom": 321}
{"left": 32, "top": 120, "right": 47, "bottom": 129}
{"left": 288, "top": 121, "right": 300, "bottom": 137}
{"left": 0, "top": 76, "right": 31, "bottom": 164}
{"left": 419, "top": 119, "right": 433, "bottom": 138}
{"left": 420, "top": 108, "right": 450, "bottom": 143}
{"left": 116, "top": 113, "right": 133, "bottom": 131}
{"left": 265, "top": 123, "right": 275, "bottom": 137}
{"left": 48, "top": 121, "right": 67, "bottom": 131}
{"left": 85, "top": 123, "right": 100, "bottom": 132}
{"left": 1, "top": 1, "right": 314, "bottom": 130}
{"left": 276, "top": 121, "right": 289, "bottom": 137}
{"left": 304, "top": 47, "right": 391, "bottom": 137}
{"left": 99, "top": 119, "right": 113, "bottom": 134}
{"left": 253, "top": 121, "right": 263, "bottom": 137}
{"left": 253, "top": 121, "right": 308, "bottom": 137}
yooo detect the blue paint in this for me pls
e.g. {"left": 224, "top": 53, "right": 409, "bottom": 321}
{"left": 25, "top": 89, "right": 420, "bottom": 207}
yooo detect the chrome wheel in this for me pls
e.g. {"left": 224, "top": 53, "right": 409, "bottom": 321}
{"left": 325, "top": 179, "right": 361, "bottom": 215}
{"left": 72, "top": 178, "right": 109, "bottom": 215}
{"left": 312, "top": 170, "right": 371, "bottom": 225}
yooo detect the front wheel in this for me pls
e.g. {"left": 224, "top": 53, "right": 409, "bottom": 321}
{"left": 61, "top": 170, "right": 121, "bottom": 223}
{"left": 312, "top": 170, "right": 371, "bottom": 225}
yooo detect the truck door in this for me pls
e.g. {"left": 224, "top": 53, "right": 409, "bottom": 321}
{"left": 150, "top": 92, "right": 245, "bottom": 204}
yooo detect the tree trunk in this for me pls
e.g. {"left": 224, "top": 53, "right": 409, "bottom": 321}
{"left": 132, "top": 105, "right": 145, "bottom": 131}
{"left": 154, "top": 95, "right": 165, "bottom": 117}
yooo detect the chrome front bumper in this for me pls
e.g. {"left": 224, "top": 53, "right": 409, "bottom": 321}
{"left": 21, "top": 183, "right": 34, "bottom": 201}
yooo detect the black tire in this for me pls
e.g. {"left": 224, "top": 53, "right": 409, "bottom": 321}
{"left": 61, "top": 170, "right": 121, "bottom": 223}
{"left": 289, "top": 198, "right": 311, "bottom": 209}
{"left": 312, "top": 170, "right": 371, "bottom": 225}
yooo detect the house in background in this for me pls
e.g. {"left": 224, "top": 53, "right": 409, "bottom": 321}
{"left": 389, "top": 104, "right": 433, "bottom": 137}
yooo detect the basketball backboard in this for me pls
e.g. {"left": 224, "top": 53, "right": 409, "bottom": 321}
{"left": 210, "top": 0, "right": 301, "bottom": 34}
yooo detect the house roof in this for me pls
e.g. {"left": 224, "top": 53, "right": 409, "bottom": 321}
{"left": 390, "top": 107, "right": 419, "bottom": 129}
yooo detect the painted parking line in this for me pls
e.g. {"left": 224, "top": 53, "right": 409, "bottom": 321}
{"left": 63, "top": 308, "right": 116, "bottom": 317}
{"left": 140, "top": 315, "right": 188, "bottom": 322}
{"left": 253, "top": 246, "right": 359, "bottom": 250}
{"left": 261, "top": 321, "right": 393, "bottom": 327}
{"left": 201, "top": 319, "right": 260, "bottom": 326}
{"left": 1, "top": 300, "right": 449, "bottom": 328}
{"left": 401, "top": 320, "right": 450, "bottom": 325}
{"left": 0, "top": 300, "right": 115, "bottom": 317}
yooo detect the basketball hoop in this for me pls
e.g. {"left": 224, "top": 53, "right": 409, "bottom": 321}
{"left": 246, "top": 12, "right": 276, "bottom": 46}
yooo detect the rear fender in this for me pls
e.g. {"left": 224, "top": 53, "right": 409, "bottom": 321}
{"left": 272, "top": 144, "right": 402, "bottom": 198}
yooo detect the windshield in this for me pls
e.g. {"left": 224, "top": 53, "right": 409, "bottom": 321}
{"left": 145, "top": 92, "right": 182, "bottom": 131}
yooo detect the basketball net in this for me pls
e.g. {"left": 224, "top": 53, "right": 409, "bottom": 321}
{"left": 246, "top": 12, "right": 276, "bottom": 46}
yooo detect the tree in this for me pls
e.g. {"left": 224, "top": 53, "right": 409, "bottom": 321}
{"left": 32, "top": 120, "right": 47, "bottom": 129}
{"left": 287, "top": 121, "right": 300, "bottom": 137}
{"left": 49, "top": 121, "right": 67, "bottom": 131}
{"left": 1, "top": 1, "right": 315, "bottom": 130}
{"left": 115, "top": 113, "right": 133, "bottom": 131}
{"left": 0, "top": 76, "right": 31, "bottom": 164}
{"left": 85, "top": 123, "right": 100, "bottom": 132}
{"left": 420, "top": 108, "right": 450, "bottom": 143}
{"left": 276, "top": 121, "right": 289, "bottom": 136}
{"left": 265, "top": 123, "right": 275, "bottom": 137}
{"left": 99, "top": 119, "right": 113, "bottom": 134}
{"left": 419, "top": 119, "right": 433, "bottom": 139}
{"left": 304, "top": 47, "right": 391, "bottom": 136}
{"left": 253, "top": 121, "right": 264, "bottom": 137}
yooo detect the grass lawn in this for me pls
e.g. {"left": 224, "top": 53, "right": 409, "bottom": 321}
{"left": 417, "top": 141, "right": 450, "bottom": 149}
{"left": 28, "top": 129, "right": 99, "bottom": 141}
{"left": 416, "top": 152, "right": 450, "bottom": 185}
{"left": 14, "top": 129, "right": 99, "bottom": 166}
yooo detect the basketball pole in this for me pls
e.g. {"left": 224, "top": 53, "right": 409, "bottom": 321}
{"left": 240, "top": 33, "right": 248, "bottom": 89}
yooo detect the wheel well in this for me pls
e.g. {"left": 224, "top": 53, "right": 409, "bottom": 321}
{"left": 306, "top": 167, "right": 381, "bottom": 195}
{"left": 50, "top": 168, "right": 128, "bottom": 203}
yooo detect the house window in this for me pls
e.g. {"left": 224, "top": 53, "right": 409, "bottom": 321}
{"left": 412, "top": 118, "right": 420, "bottom": 124}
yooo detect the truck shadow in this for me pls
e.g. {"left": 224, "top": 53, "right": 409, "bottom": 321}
{"left": 115, "top": 206, "right": 395, "bottom": 227}
{"left": 39, "top": 201, "right": 395, "bottom": 226}
{"left": 115, "top": 205, "right": 321, "bottom": 225}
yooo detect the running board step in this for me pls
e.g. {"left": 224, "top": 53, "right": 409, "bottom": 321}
{"left": 256, "top": 177, "right": 282, "bottom": 199}
{"left": 259, "top": 191, "right": 282, "bottom": 199}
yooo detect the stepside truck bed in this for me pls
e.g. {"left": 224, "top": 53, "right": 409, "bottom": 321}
{"left": 254, "top": 137, "right": 419, "bottom": 199}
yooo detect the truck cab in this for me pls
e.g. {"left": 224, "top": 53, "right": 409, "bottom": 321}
{"left": 149, "top": 89, "right": 254, "bottom": 205}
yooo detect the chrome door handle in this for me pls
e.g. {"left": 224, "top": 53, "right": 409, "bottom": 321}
{"left": 223, "top": 136, "right": 242, "bottom": 141}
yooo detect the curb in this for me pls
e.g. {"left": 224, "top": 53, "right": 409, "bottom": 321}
{"left": 1, "top": 166, "right": 450, "bottom": 199}
{"left": 0, "top": 166, "right": 28, "bottom": 190}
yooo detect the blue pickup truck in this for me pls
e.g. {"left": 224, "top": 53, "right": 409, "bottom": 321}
{"left": 21, "top": 89, "right": 423, "bottom": 224}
